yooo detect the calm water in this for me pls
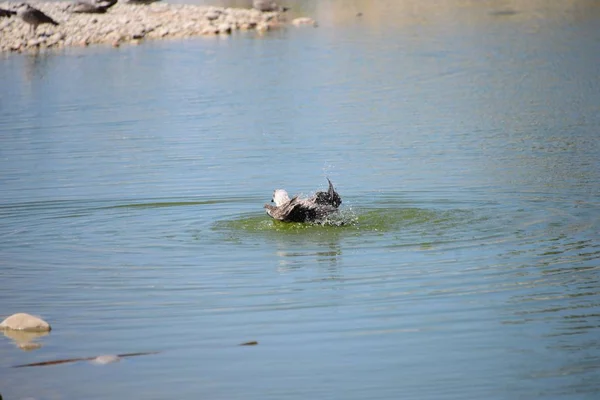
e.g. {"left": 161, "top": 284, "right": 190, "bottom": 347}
{"left": 1, "top": 1, "right": 600, "bottom": 399}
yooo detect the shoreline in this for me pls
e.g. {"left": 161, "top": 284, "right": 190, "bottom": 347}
{"left": 0, "top": 2, "right": 311, "bottom": 53}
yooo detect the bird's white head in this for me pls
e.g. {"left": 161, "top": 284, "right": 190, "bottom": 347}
{"left": 272, "top": 189, "right": 290, "bottom": 206}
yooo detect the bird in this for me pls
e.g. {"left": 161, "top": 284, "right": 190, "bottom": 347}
{"left": 96, "top": 0, "right": 118, "bottom": 8}
{"left": 15, "top": 3, "right": 58, "bottom": 35}
{"left": 67, "top": 0, "right": 116, "bottom": 14}
{"left": 0, "top": 7, "right": 16, "bottom": 17}
{"left": 126, "top": 0, "right": 161, "bottom": 5}
{"left": 253, "top": 0, "right": 289, "bottom": 12}
{"left": 68, "top": 0, "right": 117, "bottom": 14}
{"left": 264, "top": 178, "right": 342, "bottom": 223}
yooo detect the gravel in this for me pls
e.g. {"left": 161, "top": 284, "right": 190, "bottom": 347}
{"left": 0, "top": 1, "right": 291, "bottom": 52}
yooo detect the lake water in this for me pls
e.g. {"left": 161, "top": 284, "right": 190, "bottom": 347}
{"left": 1, "top": 1, "right": 599, "bottom": 399}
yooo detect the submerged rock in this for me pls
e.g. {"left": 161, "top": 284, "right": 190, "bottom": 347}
{"left": 13, "top": 351, "right": 158, "bottom": 368}
{"left": 91, "top": 354, "right": 121, "bottom": 364}
{"left": 0, "top": 313, "right": 51, "bottom": 332}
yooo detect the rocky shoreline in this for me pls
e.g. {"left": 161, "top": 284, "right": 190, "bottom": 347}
{"left": 0, "top": 1, "right": 313, "bottom": 53}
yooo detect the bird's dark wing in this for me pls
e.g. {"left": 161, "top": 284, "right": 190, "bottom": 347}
{"left": 327, "top": 178, "right": 342, "bottom": 207}
{"left": 312, "top": 178, "right": 342, "bottom": 208}
{"left": 33, "top": 8, "right": 59, "bottom": 25}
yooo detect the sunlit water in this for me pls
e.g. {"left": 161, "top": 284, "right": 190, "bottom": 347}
{"left": 1, "top": 1, "right": 599, "bottom": 399}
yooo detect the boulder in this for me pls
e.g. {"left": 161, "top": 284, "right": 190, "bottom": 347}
{"left": 0, "top": 313, "right": 51, "bottom": 332}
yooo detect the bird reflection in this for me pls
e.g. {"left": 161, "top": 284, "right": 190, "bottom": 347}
{"left": 22, "top": 52, "right": 53, "bottom": 83}
{"left": 274, "top": 236, "right": 342, "bottom": 280}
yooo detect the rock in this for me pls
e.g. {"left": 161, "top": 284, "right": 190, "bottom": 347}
{"left": 0, "top": 313, "right": 51, "bottom": 332}
{"left": 201, "top": 25, "right": 218, "bottom": 35}
{"left": 27, "top": 38, "right": 43, "bottom": 47}
{"left": 239, "top": 22, "right": 254, "bottom": 30}
{"left": 255, "top": 22, "right": 269, "bottom": 32}
{"left": 218, "top": 23, "right": 231, "bottom": 34}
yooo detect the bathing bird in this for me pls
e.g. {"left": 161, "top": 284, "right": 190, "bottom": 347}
{"left": 264, "top": 178, "right": 342, "bottom": 223}
{"left": 15, "top": 3, "right": 58, "bottom": 35}
{"left": 253, "top": 0, "right": 289, "bottom": 12}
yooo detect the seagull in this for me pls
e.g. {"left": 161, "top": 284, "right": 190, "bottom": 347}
{"left": 264, "top": 178, "right": 342, "bottom": 223}
{"left": 95, "top": 0, "right": 118, "bottom": 8}
{"left": 15, "top": 3, "right": 58, "bottom": 35}
{"left": 126, "top": 0, "right": 161, "bottom": 5}
{"left": 0, "top": 7, "right": 16, "bottom": 17}
{"left": 253, "top": 0, "right": 289, "bottom": 12}
{"left": 68, "top": 0, "right": 117, "bottom": 14}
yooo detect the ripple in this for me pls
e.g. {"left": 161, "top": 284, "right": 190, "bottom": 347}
{"left": 212, "top": 206, "right": 474, "bottom": 239}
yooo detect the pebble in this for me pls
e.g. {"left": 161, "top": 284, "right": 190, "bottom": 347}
{"left": 0, "top": 313, "right": 51, "bottom": 332}
{"left": 0, "top": 1, "right": 304, "bottom": 52}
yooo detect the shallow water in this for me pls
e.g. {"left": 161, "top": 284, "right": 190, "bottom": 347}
{"left": 1, "top": 1, "right": 600, "bottom": 399}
